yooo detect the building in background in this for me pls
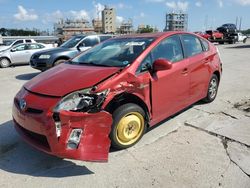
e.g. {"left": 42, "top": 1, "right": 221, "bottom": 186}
{"left": 102, "top": 6, "right": 116, "bottom": 33}
{"left": 92, "top": 19, "right": 103, "bottom": 33}
{"left": 164, "top": 12, "right": 188, "bottom": 31}
{"left": 117, "top": 19, "right": 133, "bottom": 34}
{"left": 54, "top": 19, "right": 94, "bottom": 40}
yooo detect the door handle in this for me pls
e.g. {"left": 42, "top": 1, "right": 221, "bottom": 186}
{"left": 182, "top": 68, "right": 188, "bottom": 75}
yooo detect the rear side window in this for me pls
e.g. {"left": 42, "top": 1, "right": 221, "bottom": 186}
{"left": 25, "top": 39, "right": 32, "bottom": 43}
{"left": 181, "top": 34, "right": 203, "bottom": 57}
{"left": 28, "top": 44, "right": 45, "bottom": 50}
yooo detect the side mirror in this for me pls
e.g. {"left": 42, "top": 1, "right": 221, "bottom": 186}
{"left": 153, "top": 58, "right": 172, "bottom": 72}
{"left": 77, "top": 43, "right": 85, "bottom": 51}
{"left": 11, "top": 48, "right": 16, "bottom": 52}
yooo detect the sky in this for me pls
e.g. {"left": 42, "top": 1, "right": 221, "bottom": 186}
{"left": 0, "top": 0, "right": 250, "bottom": 32}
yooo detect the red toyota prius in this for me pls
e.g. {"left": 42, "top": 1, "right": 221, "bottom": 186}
{"left": 12, "top": 32, "right": 222, "bottom": 162}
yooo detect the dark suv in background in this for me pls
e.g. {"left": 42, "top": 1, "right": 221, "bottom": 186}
{"left": 217, "top": 23, "right": 237, "bottom": 34}
{"left": 30, "top": 34, "right": 114, "bottom": 71}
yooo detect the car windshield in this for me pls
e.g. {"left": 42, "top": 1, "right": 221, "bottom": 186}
{"left": 61, "top": 35, "right": 85, "bottom": 48}
{"left": 71, "top": 37, "right": 155, "bottom": 67}
{"left": 2, "top": 40, "right": 14, "bottom": 46}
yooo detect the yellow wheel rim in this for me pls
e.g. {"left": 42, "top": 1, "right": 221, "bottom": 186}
{"left": 116, "top": 112, "right": 145, "bottom": 146}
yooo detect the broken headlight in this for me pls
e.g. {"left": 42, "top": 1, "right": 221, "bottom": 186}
{"left": 54, "top": 88, "right": 109, "bottom": 113}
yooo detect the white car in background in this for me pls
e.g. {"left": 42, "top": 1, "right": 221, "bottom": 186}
{"left": 237, "top": 33, "right": 247, "bottom": 43}
{"left": 0, "top": 43, "right": 53, "bottom": 68}
{"left": 0, "top": 39, "right": 37, "bottom": 51}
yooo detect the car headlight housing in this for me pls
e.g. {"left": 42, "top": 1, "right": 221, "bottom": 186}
{"left": 39, "top": 54, "right": 51, "bottom": 59}
{"left": 53, "top": 88, "right": 109, "bottom": 113}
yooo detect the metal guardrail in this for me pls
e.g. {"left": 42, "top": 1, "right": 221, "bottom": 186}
{"left": 0, "top": 36, "right": 59, "bottom": 44}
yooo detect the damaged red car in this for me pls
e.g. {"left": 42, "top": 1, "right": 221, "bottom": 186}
{"left": 12, "top": 32, "right": 222, "bottom": 162}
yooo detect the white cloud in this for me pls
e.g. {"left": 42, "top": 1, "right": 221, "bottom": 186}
{"left": 14, "top": 5, "right": 38, "bottom": 21}
{"left": 113, "top": 3, "right": 132, "bottom": 9}
{"left": 234, "top": 0, "right": 250, "bottom": 5}
{"left": 93, "top": 2, "right": 105, "bottom": 19}
{"left": 166, "top": 1, "right": 189, "bottom": 12}
{"left": 69, "top": 10, "right": 90, "bottom": 20}
{"left": 116, "top": 16, "right": 124, "bottom": 26}
{"left": 43, "top": 10, "right": 63, "bottom": 24}
{"left": 217, "top": 0, "right": 223, "bottom": 7}
{"left": 195, "top": 1, "right": 202, "bottom": 7}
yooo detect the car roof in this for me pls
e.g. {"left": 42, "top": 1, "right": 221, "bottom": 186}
{"left": 113, "top": 31, "right": 192, "bottom": 40}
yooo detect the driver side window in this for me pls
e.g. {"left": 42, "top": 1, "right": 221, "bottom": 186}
{"left": 137, "top": 35, "right": 184, "bottom": 74}
{"left": 13, "top": 44, "right": 26, "bottom": 51}
{"left": 152, "top": 35, "right": 184, "bottom": 63}
{"left": 81, "top": 37, "right": 99, "bottom": 47}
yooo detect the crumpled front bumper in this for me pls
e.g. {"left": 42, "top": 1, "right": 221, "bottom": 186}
{"left": 12, "top": 88, "right": 113, "bottom": 162}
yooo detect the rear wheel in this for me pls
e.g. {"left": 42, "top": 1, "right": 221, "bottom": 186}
{"left": 110, "top": 103, "right": 146, "bottom": 150}
{"left": 0, "top": 58, "right": 11, "bottom": 68}
{"left": 203, "top": 74, "right": 219, "bottom": 103}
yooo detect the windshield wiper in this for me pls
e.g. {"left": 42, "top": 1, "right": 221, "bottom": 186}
{"left": 78, "top": 61, "right": 112, "bottom": 67}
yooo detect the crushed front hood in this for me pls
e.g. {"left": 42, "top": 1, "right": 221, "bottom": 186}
{"left": 25, "top": 63, "right": 120, "bottom": 97}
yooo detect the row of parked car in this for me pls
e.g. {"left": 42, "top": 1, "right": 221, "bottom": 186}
{"left": 0, "top": 34, "right": 114, "bottom": 69}
{"left": 195, "top": 23, "right": 247, "bottom": 44}
{"left": 0, "top": 24, "right": 246, "bottom": 69}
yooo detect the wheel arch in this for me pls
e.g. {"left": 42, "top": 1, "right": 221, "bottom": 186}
{"left": 0, "top": 56, "right": 12, "bottom": 64}
{"left": 213, "top": 70, "right": 221, "bottom": 83}
{"left": 53, "top": 56, "right": 70, "bottom": 65}
{"left": 105, "top": 92, "right": 150, "bottom": 123}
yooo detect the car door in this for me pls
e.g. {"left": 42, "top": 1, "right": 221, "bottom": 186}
{"left": 26, "top": 43, "right": 46, "bottom": 62}
{"left": 137, "top": 35, "right": 189, "bottom": 124}
{"left": 180, "top": 34, "right": 211, "bottom": 104}
{"left": 10, "top": 44, "right": 29, "bottom": 64}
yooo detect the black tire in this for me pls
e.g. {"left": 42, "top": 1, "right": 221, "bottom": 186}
{"left": 0, "top": 58, "right": 11, "bottom": 68}
{"left": 53, "top": 59, "right": 67, "bottom": 67}
{"left": 110, "top": 103, "right": 146, "bottom": 150}
{"left": 203, "top": 74, "right": 219, "bottom": 103}
{"left": 219, "top": 41, "right": 224, "bottom": 44}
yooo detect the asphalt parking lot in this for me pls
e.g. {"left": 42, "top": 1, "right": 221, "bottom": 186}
{"left": 0, "top": 42, "right": 250, "bottom": 188}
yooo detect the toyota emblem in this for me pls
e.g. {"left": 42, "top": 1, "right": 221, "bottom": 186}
{"left": 19, "top": 99, "right": 27, "bottom": 111}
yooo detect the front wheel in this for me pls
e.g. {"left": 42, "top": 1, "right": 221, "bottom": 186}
{"left": 203, "top": 74, "right": 219, "bottom": 103}
{"left": 53, "top": 59, "right": 67, "bottom": 67}
{"left": 0, "top": 58, "right": 11, "bottom": 68}
{"left": 110, "top": 103, "right": 146, "bottom": 150}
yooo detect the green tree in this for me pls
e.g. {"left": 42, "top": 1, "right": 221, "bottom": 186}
{"left": 138, "top": 25, "right": 154, "bottom": 33}
{"left": 242, "top": 29, "right": 250, "bottom": 35}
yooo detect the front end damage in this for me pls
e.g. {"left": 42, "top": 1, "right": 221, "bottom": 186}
{"left": 13, "top": 68, "right": 151, "bottom": 162}
{"left": 55, "top": 110, "right": 112, "bottom": 161}
{"left": 13, "top": 87, "right": 113, "bottom": 162}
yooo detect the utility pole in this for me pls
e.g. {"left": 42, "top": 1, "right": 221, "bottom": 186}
{"left": 239, "top": 17, "right": 242, "bottom": 31}
{"left": 204, "top": 15, "right": 208, "bottom": 31}
{"left": 236, "top": 16, "right": 238, "bottom": 30}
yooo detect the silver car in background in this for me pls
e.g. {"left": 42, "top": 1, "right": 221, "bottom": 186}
{"left": 0, "top": 43, "right": 52, "bottom": 68}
